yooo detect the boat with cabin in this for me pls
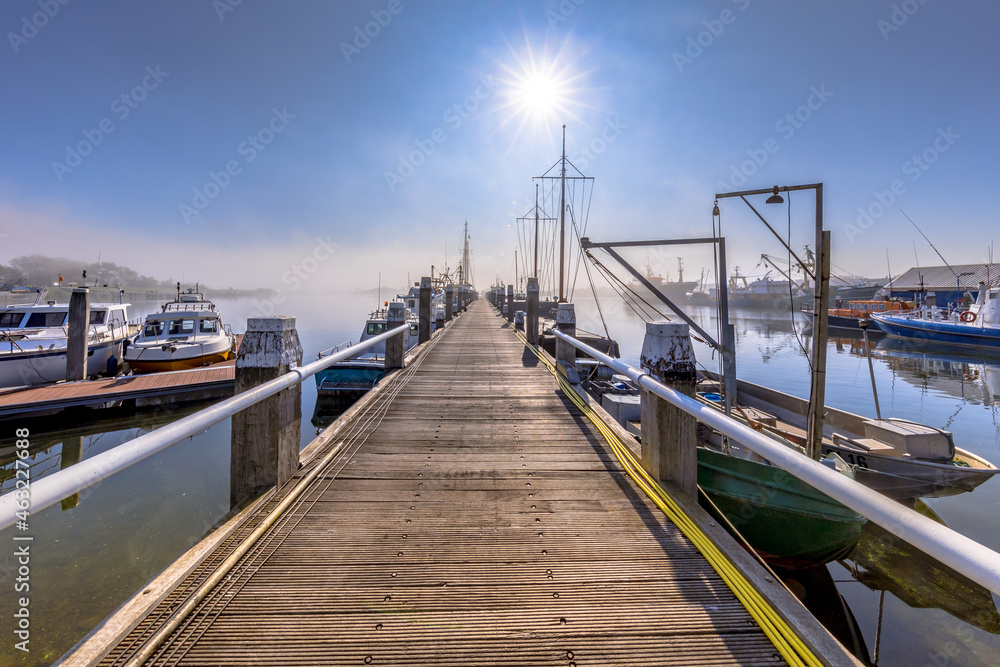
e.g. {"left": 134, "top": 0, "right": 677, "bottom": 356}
{"left": 313, "top": 303, "right": 419, "bottom": 403}
{"left": 872, "top": 282, "right": 1000, "bottom": 351}
{"left": 826, "top": 298, "right": 916, "bottom": 330}
{"left": 124, "top": 286, "right": 236, "bottom": 373}
{"left": 0, "top": 299, "right": 133, "bottom": 387}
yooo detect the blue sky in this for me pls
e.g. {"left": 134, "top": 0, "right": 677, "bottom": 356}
{"left": 1, "top": 0, "right": 996, "bottom": 292}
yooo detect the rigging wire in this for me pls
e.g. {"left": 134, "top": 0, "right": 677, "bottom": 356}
{"left": 785, "top": 191, "right": 813, "bottom": 368}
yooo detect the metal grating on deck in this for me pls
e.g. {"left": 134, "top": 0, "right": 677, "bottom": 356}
{"left": 97, "top": 300, "right": 787, "bottom": 666}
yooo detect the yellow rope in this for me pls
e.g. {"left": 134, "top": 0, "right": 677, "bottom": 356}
{"left": 513, "top": 328, "right": 823, "bottom": 667}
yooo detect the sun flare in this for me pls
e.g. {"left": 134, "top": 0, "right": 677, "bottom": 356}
{"left": 494, "top": 42, "right": 589, "bottom": 141}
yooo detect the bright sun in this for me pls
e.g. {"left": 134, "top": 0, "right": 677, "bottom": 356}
{"left": 495, "top": 43, "right": 587, "bottom": 140}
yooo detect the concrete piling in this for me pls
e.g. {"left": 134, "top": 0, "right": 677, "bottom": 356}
{"left": 419, "top": 277, "right": 432, "bottom": 343}
{"left": 231, "top": 316, "right": 303, "bottom": 508}
{"left": 385, "top": 301, "right": 406, "bottom": 369}
{"left": 639, "top": 321, "right": 698, "bottom": 498}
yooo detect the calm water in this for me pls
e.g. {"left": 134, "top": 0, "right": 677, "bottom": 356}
{"left": 2, "top": 292, "right": 999, "bottom": 665}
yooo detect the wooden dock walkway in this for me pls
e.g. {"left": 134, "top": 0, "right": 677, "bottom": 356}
{"left": 0, "top": 364, "right": 235, "bottom": 419}
{"left": 72, "top": 300, "right": 850, "bottom": 666}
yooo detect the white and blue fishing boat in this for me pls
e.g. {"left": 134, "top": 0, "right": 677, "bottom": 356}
{"left": 872, "top": 282, "right": 1000, "bottom": 351}
{"left": 313, "top": 304, "right": 419, "bottom": 404}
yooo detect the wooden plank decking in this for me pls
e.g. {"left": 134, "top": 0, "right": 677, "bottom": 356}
{"left": 0, "top": 363, "right": 235, "bottom": 419}
{"left": 86, "top": 300, "right": 803, "bottom": 666}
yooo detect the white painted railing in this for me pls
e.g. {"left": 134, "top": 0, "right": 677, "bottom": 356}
{"left": 552, "top": 328, "right": 1000, "bottom": 596}
{"left": 0, "top": 324, "right": 409, "bottom": 531}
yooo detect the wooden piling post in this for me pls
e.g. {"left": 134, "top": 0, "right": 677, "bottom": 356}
{"left": 230, "top": 316, "right": 303, "bottom": 508}
{"left": 384, "top": 302, "right": 406, "bottom": 369}
{"left": 526, "top": 277, "right": 539, "bottom": 344}
{"left": 506, "top": 285, "right": 514, "bottom": 323}
{"left": 418, "top": 276, "right": 432, "bottom": 343}
{"left": 555, "top": 303, "right": 576, "bottom": 365}
{"left": 639, "top": 321, "right": 698, "bottom": 498}
{"left": 66, "top": 287, "right": 90, "bottom": 381}
{"left": 445, "top": 284, "right": 454, "bottom": 322}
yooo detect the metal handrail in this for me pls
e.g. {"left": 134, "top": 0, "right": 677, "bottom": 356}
{"left": 0, "top": 323, "right": 410, "bottom": 530}
{"left": 552, "top": 328, "right": 1000, "bottom": 595}
{"left": 317, "top": 340, "right": 353, "bottom": 359}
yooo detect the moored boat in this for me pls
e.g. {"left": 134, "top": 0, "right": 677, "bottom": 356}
{"left": 702, "top": 372, "right": 1000, "bottom": 500}
{"left": 124, "top": 287, "right": 236, "bottom": 373}
{"left": 872, "top": 282, "right": 1000, "bottom": 351}
{"left": 697, "top": 447, "right": 866, "bottom": 569}
{"left": 0, "top": 300, "right": 133, "bottom": 387}
{"left": 314, "top": 304, "right": 419, "bottom": 403}
{"left": 827, "top": 298, "right": 915, "bottom": 330}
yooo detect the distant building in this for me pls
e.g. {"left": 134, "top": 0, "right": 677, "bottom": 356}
{"left": 882, "top": 263, "right": 998, "bottom": 306}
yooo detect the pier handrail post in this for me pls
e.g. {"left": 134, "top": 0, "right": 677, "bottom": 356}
{"left": 418, "top": 276, "right": 432, "bottom": 343}
{"left": 445, "top": 284, "right": 454, "bottom": 322}
{"left": 507, "top": 285, "right": 515, "bottom": 323}
{"left": 555, "top": 303, "right": 576, "bottom": 365}
{"left": 384, "top": 301, "right": 406, "bottom": 369}
{"left": 526, "top": 277, "right": 539, "bottom": 344}
{"left": 639, "top": 321, "right": 698, "bottom": 498}
{"left": 66, "top": 287, "right": 90, "bottom": 381}
{"left": 231, "top": 316, "right": 303, "bottom": 508}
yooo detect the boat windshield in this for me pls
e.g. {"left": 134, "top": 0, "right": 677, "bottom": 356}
{"left": 0, "top": 312, "right": 24, "bottom": 328}
{"left": 366, "top": 322, "right": 388, "bottom": 335}
{"left": 199, "top": 319, "right": 219, "bottom": 333}
{"left": 168, "top": 319, "right": 196, "bottom": 336}
{"left": 143, "top": 322, "right": 164, "bottom": 337}
{"left": 89, "top": 311, "right": 107, "bottom": 325}
{"left": 25, "top": 312, "right": 67, "bottom": 327}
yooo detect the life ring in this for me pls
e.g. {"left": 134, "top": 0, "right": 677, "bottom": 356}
{"left": 960, "top": 310, "right": 976, "bottom": 323}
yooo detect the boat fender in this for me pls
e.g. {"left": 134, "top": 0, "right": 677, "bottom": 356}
{"left": 960, "top": 310, "right": 976, "bottom": 323}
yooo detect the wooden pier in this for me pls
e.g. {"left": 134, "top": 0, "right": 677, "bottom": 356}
{"left": 0, "top": 364, "right": 235, "bottom": 419}
{"left": 65, "top": 300, "right": 854, "bottom": 666}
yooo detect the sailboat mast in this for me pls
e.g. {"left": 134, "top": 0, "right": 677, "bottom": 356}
{"left": 533, "top": 183, "right": 539, "bottom": 278}
{"left": 558, "top": 125, "right": 567, "bottom": 302}
{"left": 461, "top": 220, "right": 471, "bottom": 287}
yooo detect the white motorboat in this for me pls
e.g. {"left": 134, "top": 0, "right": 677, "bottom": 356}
{"left": 0, "top": 300, "right": 133, "bottom": 387}
{"left": 125, "top": 287, "right": 236, "bottom": 373}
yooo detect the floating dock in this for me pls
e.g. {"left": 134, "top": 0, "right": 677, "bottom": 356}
{"left": 63, "top": 300, "right": 855, "bottom": 666}
{"left": 0, "top": 363, "right": 235, "bottom": 419}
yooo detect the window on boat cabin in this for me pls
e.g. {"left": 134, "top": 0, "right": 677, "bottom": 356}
{"left": 108, "top": 310, "right": 125, "bottom": 326}
{"left": 89, "top": 311, "right": 107, "bottom": 325}
{"left": 168, "top": 319, "right": 195, "bottom": 335}
{"left": 409, "top": 324, "right": 419, "bottom": 336}
{"left": 0, "top": 312, "right": 24, "bottom": 327}
{"left": 143, "top": 321, "right": 164, "bottom": 337}
{"left": 25, "top": 312, "right": 67, "bottom": 327}
{"left": 366, "top": 322, "right": 388, "bottom": 335}
{"left": 199, "top": 318, "right": 219, "bottom": 333}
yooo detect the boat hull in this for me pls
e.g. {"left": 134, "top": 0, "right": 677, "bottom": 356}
{"left": 127, "top": 350, "right": 231, "bottom": 373}
{"left": 872, "top": 315, "right": 1000, "bottom": 351}
{"left": 702, "top": 371, "right": 1000, "bottom": 500}
{"left": 697, "top": 448, "right": 865, "bottom": 569}
{"left": 0, "top": 340, "right": 122, "bottom": 387}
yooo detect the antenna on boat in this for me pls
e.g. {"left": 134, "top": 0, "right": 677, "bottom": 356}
{"left": 902, "top": 210, "right": 960, "bottom": 285}
{"left": 377, "top": 271, "right": 381, "bottom": 311}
